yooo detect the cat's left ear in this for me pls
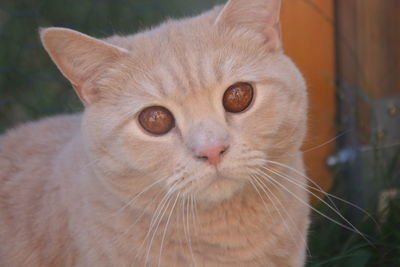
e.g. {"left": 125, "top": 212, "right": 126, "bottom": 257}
{"left": 40, "top": 27, "right": 129, "bottom": 105}
{"left": 215, "top": 0, "right": 282, "bottom": 50}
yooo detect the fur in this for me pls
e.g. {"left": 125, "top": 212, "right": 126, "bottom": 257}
{"left": 0, "top": 0, "right": 310, "bottom": 266}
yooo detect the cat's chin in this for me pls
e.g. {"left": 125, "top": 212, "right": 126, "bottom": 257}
{"left": 195, "top": 176, "right": 246, "bottom": 203}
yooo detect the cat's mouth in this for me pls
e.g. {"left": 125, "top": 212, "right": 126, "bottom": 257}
{"left": 186, "top": 169, "right": 246, "bottom": 203}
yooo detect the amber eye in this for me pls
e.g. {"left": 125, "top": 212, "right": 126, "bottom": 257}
{"left": 223, "top": 82, "right": 254, "bottom": 113}
{"left": 138, "top": 106, "right": 175, "bottom": 135}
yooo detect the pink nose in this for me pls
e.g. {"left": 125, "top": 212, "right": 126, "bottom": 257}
{"left": 196, "top": 145, "right": 228, "bottom": 166}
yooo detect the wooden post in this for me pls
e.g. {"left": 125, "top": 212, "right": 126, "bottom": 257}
{"left": 281, "top": 0, "right": 336, "bottom": 200}
{"left": 336, "top": 0, "right": 400, "bottom": 210}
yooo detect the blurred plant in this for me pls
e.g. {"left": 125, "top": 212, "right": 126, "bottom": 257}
{"left": 307, "top": 145, "right": 400, "bottom": 266}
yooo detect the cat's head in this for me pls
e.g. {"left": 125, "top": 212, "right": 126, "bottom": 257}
{"left": 40, "top": 0, "right": 307, "bottom": 204}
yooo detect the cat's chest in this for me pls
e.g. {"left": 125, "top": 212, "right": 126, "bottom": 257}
{"left": 87, "top": 192, "right": 290, "bottom": 267}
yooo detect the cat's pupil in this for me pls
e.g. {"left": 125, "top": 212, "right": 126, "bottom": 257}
{"left": 223, "top": 82, "right": 254, "bottom": 113}
{"left": 138, "top": 106, "right": 175, "bottom": 135}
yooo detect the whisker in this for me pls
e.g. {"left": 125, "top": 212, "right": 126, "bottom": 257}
{"left": 180, "top": 197, "right": 188, "bottom": 257}
{"left": 264, "top": 160, "right": 378, "bottom": 226}
{"left": 262, "top": 165, "right": 343, "bottom": 213}
{"left": 109, "top": 188, "right": 164, "bottom": 249}
{"left": 249, "top": 176, "right": 307, "bottom": 251}
{"left": 301, "top": 131, "right": 347, "bottom": 154}
{"left": 144, "top": 190, "right": 175, "bottom": 266}
{"left": 158, "top": 192, "right": 180, "bottom": 267}
{"left": 136, "top": 186, "right": 175, "bottom": 265}
{"left": 255, "top": 171, "right": 373, "bottom": 246}
{"left": 186, "top": 195, "right": 197, "bottom": 266}
{"left": 251, "top": 175, "right": 309, "bottom": 253}
{"left": 101, "top": 177, "right": 166, "bottom": 222}
{"left": 147, "top": 186, "right": 177, "bottom": 233}
{"left": 190, "top": 193, "right": 198, "bottom": 233}
{"left": 260, "top": 167, "right": 374, "bottom": 245}
{"left": 269, "top": 166, "right": 377, "bottom": 224}
{"left": 248, "top": 178, "right": 274, "bottom": 221}
{"left": 193, "top": 193, "right": 199, "bottom": 231}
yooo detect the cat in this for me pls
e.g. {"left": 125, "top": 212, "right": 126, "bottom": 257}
{"left": 0, "top": 0, "right": 310, "bottom": 266}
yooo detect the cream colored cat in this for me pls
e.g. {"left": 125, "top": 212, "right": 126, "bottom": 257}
{"left": 0, "top": 0, "right": 310, "bottom": 266}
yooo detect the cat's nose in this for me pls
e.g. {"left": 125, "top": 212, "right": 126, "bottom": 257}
{"left": 196, "top": 145, "right": 228, "bottom": 166}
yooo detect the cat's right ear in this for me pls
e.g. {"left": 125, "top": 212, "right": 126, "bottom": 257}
{"left": 40, "top": 27, "right": 128, "bottom": 105}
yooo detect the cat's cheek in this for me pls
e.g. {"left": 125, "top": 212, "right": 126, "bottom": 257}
{"left": 118, "top": 124, "right": 178, "bottom": 169}
{"left": 227, "top": 91, "right": 285, "bottom": 146}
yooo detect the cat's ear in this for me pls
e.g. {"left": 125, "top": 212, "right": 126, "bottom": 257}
{"left": 215, "top": 0, "right": 282, "bottom": 50}
{"left": 40, "top": 27, "right": 128, "bottom": 104}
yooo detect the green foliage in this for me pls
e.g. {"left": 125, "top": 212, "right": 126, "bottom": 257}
{"left": 307, "top": 196, "right": 400, "bottom": 267}
{"left": 307, "top": 149, "right": 400, "bottom": 267}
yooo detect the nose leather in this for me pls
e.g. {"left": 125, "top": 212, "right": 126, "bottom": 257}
{"left": 197, "top": 145, "right": 227, "bottom": 166}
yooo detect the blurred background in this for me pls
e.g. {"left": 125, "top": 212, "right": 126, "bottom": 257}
{"left": 0, "top": 0, "right": 399, "bottom": 266}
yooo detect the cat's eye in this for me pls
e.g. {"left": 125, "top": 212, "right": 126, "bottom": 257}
{"left": 138, "top": 106, "right": 175, "bottom": 135}
{"left": 223, "top": 82, "right": 254, "bottom": 113}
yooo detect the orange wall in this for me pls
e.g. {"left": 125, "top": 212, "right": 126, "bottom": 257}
{"left": 281, "top": 0, "right": 336, "bottom": 195}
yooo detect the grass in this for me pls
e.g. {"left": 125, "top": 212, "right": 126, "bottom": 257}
{"left": 308, "top": 195, "right": 400, "bottom": 267}
{"left": 307, "top": 147, "right": 400, "bottom": 267}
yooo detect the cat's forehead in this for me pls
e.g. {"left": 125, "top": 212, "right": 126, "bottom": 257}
{"left": 118, "top": 29, "right": 267, "bottom": 96}
{"left": 102, "top": 12, "right": 277, "bottom": 112}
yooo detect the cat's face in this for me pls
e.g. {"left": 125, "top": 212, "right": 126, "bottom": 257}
{"left": 41, "top": 0, "right": 307, "bottom": 204}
